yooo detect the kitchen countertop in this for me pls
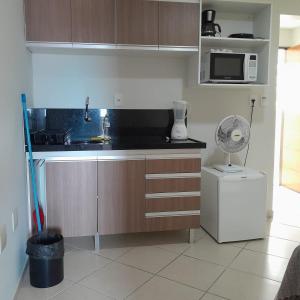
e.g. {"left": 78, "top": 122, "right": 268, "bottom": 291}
{"left": 29, "top": 136, "right": 206, "bottom": 152}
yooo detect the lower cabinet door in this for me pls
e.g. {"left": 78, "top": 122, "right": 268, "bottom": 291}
{"left": 98, "top": 159, "right": 145, "bottom": 235}
{"left": 46, "top": 160, "right": 97, "bottom": 237}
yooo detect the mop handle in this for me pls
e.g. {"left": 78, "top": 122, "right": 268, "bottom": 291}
{"left": 21, "top": 94, "right": 42, "bottom": 233}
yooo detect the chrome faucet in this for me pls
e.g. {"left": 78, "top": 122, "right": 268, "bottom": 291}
{"left": 84, "top": 97, "right": 92, "bottom": 122}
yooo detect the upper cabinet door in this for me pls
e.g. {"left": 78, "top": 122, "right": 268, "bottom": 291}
{"left": 159, "top": 2, "right": 199, "bottom": 47}
{"left": 116, "top": 0, "right": 158, "bottom": 45}
{"left": 71, "top": 0, "right": 115, "bottom": 44}
{"left": 25, "top": 0, "right": 72, "bottom": 42}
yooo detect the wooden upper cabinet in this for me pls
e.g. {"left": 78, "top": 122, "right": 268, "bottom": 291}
{"left": 159, "top": 2, "right": 199, "bottom": 47}
{"left": 25, "top": 0, "right": 72, "bottom": 42}
{"left": 98, "top": 160, "right": 145, "bottom": 235}
{"left": 71, "top": 0, "right": 115, "bottom": 43}
{"left": 116, "top": 0, "right": 158, "bottom": 45}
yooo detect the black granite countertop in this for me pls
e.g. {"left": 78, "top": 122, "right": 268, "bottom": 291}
{"left": 29, "top": 136, "right": 206, "bottom": 152}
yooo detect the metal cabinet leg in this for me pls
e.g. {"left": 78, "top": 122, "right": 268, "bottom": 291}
{"left": 94, "top": 232, "right": 101, "bottom": 251}
{"left": 189, "top": 228, "right": 196, "bottom": 244}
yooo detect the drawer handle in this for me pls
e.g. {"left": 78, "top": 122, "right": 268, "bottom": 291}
{"left": 145, "top": 210, "right": 200, "bottom": 218}
{"left": 146, "top": 191, "right": 201, "bottom": 199}
{"left": 146, "top": 173, "right": 201, "bottom": 179}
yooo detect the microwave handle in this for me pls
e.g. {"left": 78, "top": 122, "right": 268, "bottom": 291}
{"left": 244, "top": 55, "right": 248, "bottom": 81}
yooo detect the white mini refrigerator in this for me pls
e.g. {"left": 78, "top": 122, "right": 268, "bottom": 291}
{"left": 201, "top": 167, "right": 267, "bottom": 243}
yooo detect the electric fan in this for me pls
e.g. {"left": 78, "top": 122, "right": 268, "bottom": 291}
{"left": 214, "top": 115, "right": 251, "bottom": 173}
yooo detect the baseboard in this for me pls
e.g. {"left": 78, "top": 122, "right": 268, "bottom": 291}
{"left": 13, "top": 257, "right": 28, "bottom": 300}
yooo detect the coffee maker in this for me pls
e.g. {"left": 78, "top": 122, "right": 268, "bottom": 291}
{"left": 202, "top": 10, "right": 221, "bottom": 37}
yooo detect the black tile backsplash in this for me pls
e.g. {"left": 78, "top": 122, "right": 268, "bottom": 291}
{"left": 27, "top": 108, "right": 174, "bottom": 142}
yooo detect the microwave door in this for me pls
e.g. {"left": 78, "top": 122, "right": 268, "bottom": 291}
{"left": 210, "top": 53, "right": 245, "bottom": 82}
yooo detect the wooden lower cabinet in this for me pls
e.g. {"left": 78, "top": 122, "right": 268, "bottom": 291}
{"left": 98, "top": 159, "right": 146, "bottom": 235}
{"left": 46, "top": 160, "right": 97, "bottom": 237}
{"left": 45, "top": 156, "right": 201, "bottom": 238}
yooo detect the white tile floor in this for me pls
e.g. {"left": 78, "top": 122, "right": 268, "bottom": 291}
{"left": 15, "top": 217, "right": 300, "bottom": 300}
{"left": 15, "top": 187, "right": 300, "bottom": 300}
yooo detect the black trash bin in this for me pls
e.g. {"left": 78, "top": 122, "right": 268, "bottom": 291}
{"left": 26, "top": 231, "right": 64, "bottom": 288}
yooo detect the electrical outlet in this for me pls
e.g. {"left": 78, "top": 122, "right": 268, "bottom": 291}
{"left": 249, "top": 95, "right": 258, "bottom": 106}
{"left": 114, "top": 93, "right": 123, "bottom": 107}
{"left": 0, "top": 225, "right": 7, "bottom": 255}
{"left": 12, "top": 208, "right": 18, "bottom": 233}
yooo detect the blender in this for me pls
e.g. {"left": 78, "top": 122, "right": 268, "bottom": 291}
{"left": 171, "top": 101, "right": 188, "bottom": 140}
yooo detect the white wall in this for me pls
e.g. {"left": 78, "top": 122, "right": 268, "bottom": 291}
{"left": 32, "top": 53, "right": 185, "bottom": 109}
{"left": 0, "top": 1, "right": 32, "bottom": 299}
{"left": 292, "top": 27, "right": 300, "bottom": 47}
{"left": 279, "top": 28, "right": 293, "bottom": 47}
{"left": 279, "top": 27, "right": 300, "bottom": 48}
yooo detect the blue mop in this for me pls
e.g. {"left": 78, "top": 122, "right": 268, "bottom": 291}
{"left": 21, "top": 94, "right": 42, "bottom": 233}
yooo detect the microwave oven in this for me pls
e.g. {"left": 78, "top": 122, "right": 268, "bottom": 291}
{"left": 201, "top": 50, "right": 258, "bottom": 83}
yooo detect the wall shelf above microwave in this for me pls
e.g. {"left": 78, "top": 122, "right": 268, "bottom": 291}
{"left": 201, "top": 37, "right": 270, "bottom": 49}
{"left": 185, "top": 0, "right": 273, "bottom": 88}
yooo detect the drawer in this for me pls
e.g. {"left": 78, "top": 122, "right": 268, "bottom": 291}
{"left": 146, "top": 196, "right": 200, "bottom": 212}
{"left": 146, "top": 158, "right": 201, "bottom": 174}
{"left": 145, "top": 215, "right": 200, "bottom": 232}
{"left": 146, "top": 177, "right": 201, "bottom": 193}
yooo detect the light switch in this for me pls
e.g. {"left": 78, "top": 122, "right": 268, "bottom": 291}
{"left": 0, "top": 225, "right": 7, "bottom": 254}
{"left": 12, "top": 208, "right": 18, "bottom": 232}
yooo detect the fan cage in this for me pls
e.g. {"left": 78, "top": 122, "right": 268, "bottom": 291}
{"left": 215, "top": 115, "right": 250, "bottom": 154}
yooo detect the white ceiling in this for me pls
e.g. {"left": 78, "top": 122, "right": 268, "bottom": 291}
{"left": 280, "top": 15, "right": 300, "bottom": 29}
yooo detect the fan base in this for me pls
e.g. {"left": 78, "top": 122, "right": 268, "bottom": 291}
{"left": 214, "top": 164, "right": 244, "bottom": 173}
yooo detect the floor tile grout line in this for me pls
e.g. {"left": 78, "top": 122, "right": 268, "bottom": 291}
{"left": 46, "top": 281, "right": 77, "bottom": 300}
{"left": 268, "top": 233, "right": 300, "bottom": 244}
{"left": 224, "top": 244, "right": 288, "bottom": 284}
{"left": 120, "top": 248, "right": 205, "bottom": 298}
{"left": 155, "top": 243, "right": 191, "bottom": 254}
{"left": 47, "top": 280, "right": 117, "bottom": 300}
{"left": 115, "top": 244, "right": 184, "bottom": 275}
{"left": 112, "top": 260, "right": 157, "bottom": 276}
{"left": 226, "top": 246, "right": 247, "bottom": 269}
{"left": 227, "top": 266, "right": 284, "bottom": 283}
{"left": 273, "top": 221, "right": 300, "bottom": 229}
{"left": 97, "top": 246, "right": 134, "bottom": 261}
{"left": 204, "top": 246, "right": 244, "bottom": 296}
{"left": 68, "top": 259, "right": 115, "bottom": 284}
{"left": 154, "top": 251, "right": 183, "bottom": 275}
{"left": 76, "top": 281, "right": 117, "bottom": 300}
{"left": 241, "top": 246, "right": 293, "bottom": 259}
{"left": 201, "top": 291, "right": 231, "bottom": 300}
{"left": 156, "top": 273, "right": 207, "bottom": 293}
{"left": 181, "top": 251, "right": 240, "bottom": 269}
{"left": 123, "top": 273, "right": 156, "bottom": 299}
